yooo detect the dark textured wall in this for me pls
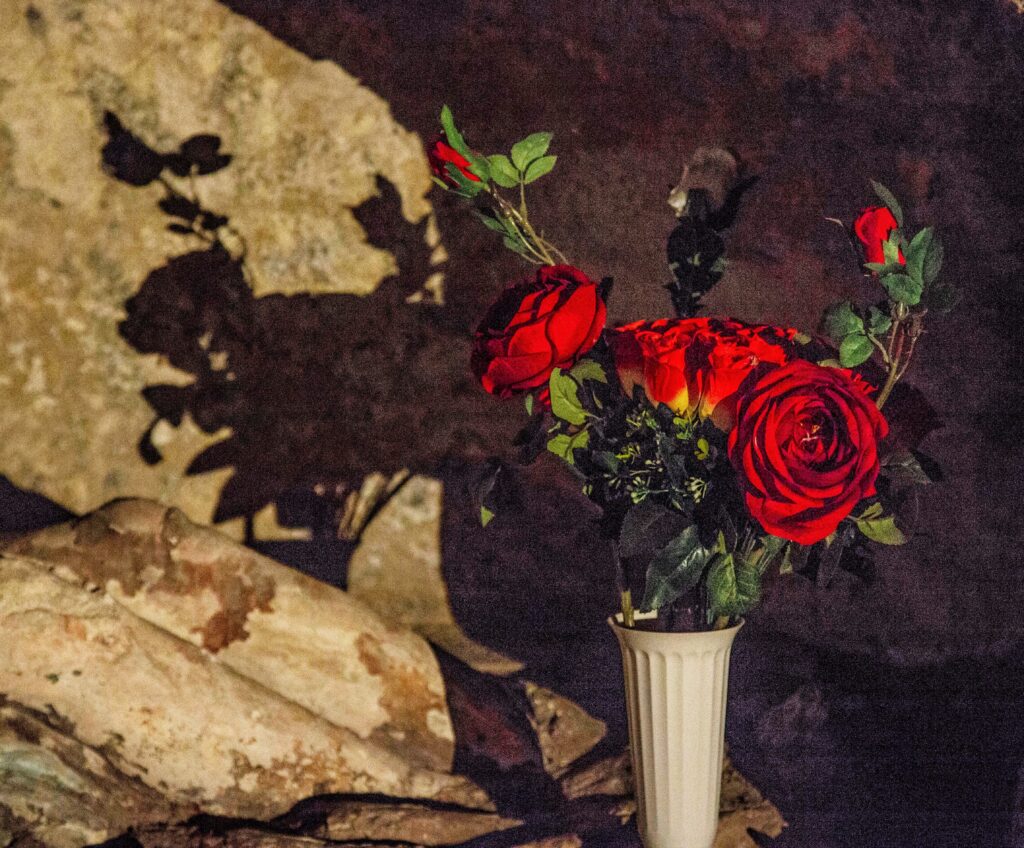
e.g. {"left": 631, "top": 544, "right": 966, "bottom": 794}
{"left": 211, "top": 2, "right": 1024, "bottom": 843}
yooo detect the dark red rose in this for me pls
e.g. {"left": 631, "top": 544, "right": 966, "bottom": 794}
{"left": 854, "top": 206, "right": 904, "bottom": 267}
{"left": 471, "top": 265, "right": 607, "bottom": 397}
{"left": 609, "top": 317, "right": 796, "bottom": 430}
{"left": 728, "top": 360, "right": 889, "bottom": 545}
{"left": 428, "top": 136, "right": 480, "bottom": 186}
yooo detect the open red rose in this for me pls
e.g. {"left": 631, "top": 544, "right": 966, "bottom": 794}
{"left": 854, "top": 206, "right": 904, "bottom": 267}
{"left": 471, "top": 265, "right": 607, "bottom": 398}
{"left": 428, "top": 136, "right": 480, "bottom": 186}
{"left": 609, "top": 317, "right": 795, "bottom": 430}
{"left": 728, "top": 360, "right": 889, "bottom": 545}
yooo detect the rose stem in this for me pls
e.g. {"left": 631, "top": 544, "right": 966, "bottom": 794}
{"left": 612, "top": 539, "right": 634, "bottom": 627}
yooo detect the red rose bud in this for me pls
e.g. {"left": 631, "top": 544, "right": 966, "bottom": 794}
{"left": 609, "top": 317, "right": 796, "bottom": 430}
{"left": 728, "top": 360, "right": 889, "bottom": 545}
{"left": 853, "top": 206, "right": 905, "bottom": 267}
{"left": 428, "top": 136, "right": 480, "bottom": 186}
{"left": 471, "top": 265, "right": 607, "bottom": 398}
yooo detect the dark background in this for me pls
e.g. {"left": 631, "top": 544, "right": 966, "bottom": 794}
{"left": 6, "top": 1, "right": 1024, "bottom": 845}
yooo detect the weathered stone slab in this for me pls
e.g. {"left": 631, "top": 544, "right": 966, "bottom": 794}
{"left": 0, "top": 554, "right": 490, "bottom": 819}
{"left": 0, "top": 0, "right": 435, "bottom": 525}
{"left": 524, "top": 681, "right": 606, "bottom": 779}
{"left": 0, "top": 701, "right": 188, "bottom": 848}
{"left": 277, "top": 799, "right": 520, "bottom": 846}
{"left": 8, "top": 498, "right": 455, "bottom": 772}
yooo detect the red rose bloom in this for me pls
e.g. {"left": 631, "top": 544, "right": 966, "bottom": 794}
{"left": 471, "top": 265, "right": 607, "bottom": 398}
{"left": 728, "top": 360, "right": 889, "bottom": 545}
{"left": 609, "top": 317, "right": 795, "bottom": 430}
{"left": 428, "top": 136, "right": 480, "bottom": 186}
{"left": 853, "top": 206, "right": 904, "bottom": 266}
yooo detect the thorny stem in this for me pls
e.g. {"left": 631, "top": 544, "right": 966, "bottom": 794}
{"left": 489, "top": 186, "right": 564, "bottom": 265}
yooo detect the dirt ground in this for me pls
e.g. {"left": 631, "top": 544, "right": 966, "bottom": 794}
{"left": 5, "top": 1, "right": 1024, "bottom": 845}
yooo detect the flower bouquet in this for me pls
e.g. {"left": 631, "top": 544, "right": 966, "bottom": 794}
{"left": 430, "top": 106, "right": 953, "bottom": 848}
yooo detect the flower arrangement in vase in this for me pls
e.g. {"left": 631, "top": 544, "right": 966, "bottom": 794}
{"left": 430, "top": 105, "right": 953, "bottom": 848}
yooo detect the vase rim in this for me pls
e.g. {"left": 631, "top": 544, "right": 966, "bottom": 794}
{"left": 608, "top": 613, "right": 745, "bottom": 650}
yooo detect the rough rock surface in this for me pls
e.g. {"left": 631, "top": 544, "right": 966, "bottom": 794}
{"left": 0, "top": 700, "right": 186, "bottom": 848}
{"left": 0, "top": 554, "right": 489, "bottom": 819}
{"left": 7, "top": 499, "right": 455, "bottom": 772}
{"left": 275, "top": 799, "right": 521, "bottom": 845}
{"left": 0, "top": 0, "right": 434, "bottom": 526}
{"left": 348, "top": 475, "right": 524, "bottom": 675}
{"left": 524, "top": 681, "right": 607, "bottom": 779}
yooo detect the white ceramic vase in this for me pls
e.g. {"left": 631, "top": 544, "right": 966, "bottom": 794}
{"left": 610, "top": 613, "right": 743, "bottom": 848}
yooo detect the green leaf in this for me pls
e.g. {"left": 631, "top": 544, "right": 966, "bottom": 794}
{"left": 569, "top": 359, "right": 608, "bottom": 384}
{"left": 523, "top": 154, "right": 557, "bottom": 184}
{"left": 821, "top": 301, "right": 863, "bottom": 342}
{"left": 871, "top": 180, "right": 904, "bottom": 227}
{"left": 524, "top": 394, "right": 534, "bottom": 416}
{"left": 480, "top": 506, "right": 495, "bottom": 527}
{"left": 867, "top": 306, "right": 892, "bottom": 336}
{"left": 882, "top": 450, "right": 932, "bottom": 485}
{"left": 922, "top": 235, "right": 944, "bottom": 285}
{"left": 640, "top": 525, "right": 713, "bottom": 612}
{"left": 502, "top": 234, "right": 533, "bottom": 259}
{"left": 882, "top": 235, "right": 903, "bottom": 267}
{"left": 430, "top": 176, "right": 451, "bottom": 191}
{"left": 864, "top": 261, "right": 889, "bottom": 273}
{"left": 905, "top": 226, "right": 933, "bottom": 284}
{"left": 439, "top": 105, "right": 471, "bottom": 157}
{"left": 546, "top": 428, "right": 589, "bottom": 464}
{"left": 618, "top": 501, "right": 688, "bottom": 559}
{"left": 463, "top": 151, "right": 491, "bottom": 182}
{"left": 924, "top": 281, "right": 959, "bottom": 313}
{"left": 779, "top": 544, "right": 794, "bottom": 575}
{"left": 549, "top": 368, "right": 586, "bottom": 425}
{"left": 706, "top": 552, "right": 745, "bottom": 620}
{"left": 487, "top": 154, "right": 520, "bottom": 188}
{"left": 839, "top": 333, "right": 873, "bottom": 367}
{"left": 474, "top": 210, "right": 511, "bottom": 234}
{"left": 854, "top": 514, "right": 907, "bottom": 545}
{"left": 511, "top": 131, "right": 553, "bottom": 170}
{"left": 880, "top": 272, "right": 922, "bottom": 306}
{"left": 817, "top": 358, "right": 843, "bottom": 368}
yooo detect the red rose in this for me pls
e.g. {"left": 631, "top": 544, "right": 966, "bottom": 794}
{"left": 428, "top": 136, "right": 480, "bottom": 186}
{"left": 471, "top": 265, "right": 607, "bottom": 398}
{"left": 609, "top": 318, "right": 795, "bottom": 430}
{"left": 728, "top": 360, "right": 889, "bottom": 545}
{"left": 854, "top": 206, "right": 904, "bottom": 267}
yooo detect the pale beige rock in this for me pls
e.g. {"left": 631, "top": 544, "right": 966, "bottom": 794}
{"left": 0, "top": 0, "right": 436, "bottom": 526}
{"left": 560, "top": 751, "right": 632, "bottom": 800}
{"left": 8, "top": 498, "right": 455, "bottom": 772}
{"left": 348, "top": 475, "right": 524, "bottom": 675}
{"left": 0, "top": 701, "right": 188, "bottom": 848}
{"left": 291, "top": 800, "right": 520, "bottom": 846}
{"left": 0, "top": 554, "right": 491, "bottom": 819}
{"left": 524, "top": 681, "right": 606, "bottom": 778}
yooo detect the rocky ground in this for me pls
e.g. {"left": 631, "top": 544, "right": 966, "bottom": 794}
{"left": 3, "top": 0, "right": 1024, "bottom": 846}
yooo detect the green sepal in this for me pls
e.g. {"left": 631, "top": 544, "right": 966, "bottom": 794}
{"left": 871, "top": 179, "right": 904, "bottom": 227}
{"left": 854, "top": 514, "right": 907, "bottom": 545}
{"left": 444, "top": 162, "right": 483, "bottom": 197}
{"left": 480, "top": 506, "right": 495, "bottom": 527}
{"left": 524, "top": 393, "right": 534, "bottom": 416}
{"left": 524, "top": 155, "right": 557, "bottom": 184}
{"left": 439, "top": 105, "right": 471, "bottom": 157}
{"left": 511, "top": 131, "right": 553, "bottom": 170}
